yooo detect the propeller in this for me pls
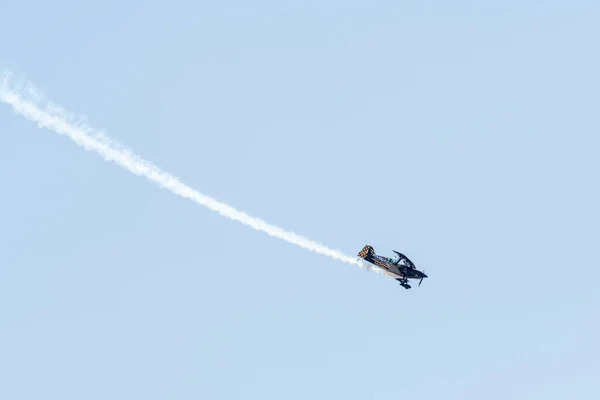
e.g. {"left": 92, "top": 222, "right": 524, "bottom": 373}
{"left": 418, "top": 270, "right": 426, "bottom": 287}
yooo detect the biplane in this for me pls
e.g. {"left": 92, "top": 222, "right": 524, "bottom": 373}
{"left": 358, "top": 245, "right": 427, "bottom": 289}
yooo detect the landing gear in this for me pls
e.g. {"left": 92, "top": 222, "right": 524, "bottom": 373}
{"left": 395, "top": 278, "right": 411, "bottom": 289}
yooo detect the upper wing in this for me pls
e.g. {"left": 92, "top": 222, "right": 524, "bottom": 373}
{"left": 392, "top": 250, "right": 415, "bottom": 269}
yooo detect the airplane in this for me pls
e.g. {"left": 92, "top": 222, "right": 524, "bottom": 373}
{"left": 357, "top": 245, "right": 427, "bottom": 289}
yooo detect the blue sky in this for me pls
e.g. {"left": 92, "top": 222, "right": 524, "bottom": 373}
{"left": 1, "top": 1, "right": 599, "bottom": 399}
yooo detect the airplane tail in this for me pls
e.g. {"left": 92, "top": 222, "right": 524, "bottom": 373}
{"left": 357, "top": 245, "right": 375, "bottom": 259}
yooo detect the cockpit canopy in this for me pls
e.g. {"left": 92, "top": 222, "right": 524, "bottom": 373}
{"left": 389, "top": 252, "right": 415, "bottom": 269}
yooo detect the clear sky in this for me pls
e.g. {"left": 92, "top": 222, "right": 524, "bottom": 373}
{"left": 1, "top": 1, "right": 599, "bottom": 399}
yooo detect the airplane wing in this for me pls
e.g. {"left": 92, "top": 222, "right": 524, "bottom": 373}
{"left": 392, "top": 250, "right": 415, "bottom": 268}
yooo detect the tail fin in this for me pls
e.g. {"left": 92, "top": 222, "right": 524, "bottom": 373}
{"left": 357, "top": 245, "right": 375, "bottom": 259}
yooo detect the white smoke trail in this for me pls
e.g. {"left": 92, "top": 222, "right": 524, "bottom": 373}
{"left": 0, "top": 70, "right": 385, "bottom": 275}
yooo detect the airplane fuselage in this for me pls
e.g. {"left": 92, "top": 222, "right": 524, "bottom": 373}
{"left": 371, "top": 255, "right": 425, "bottom": 280}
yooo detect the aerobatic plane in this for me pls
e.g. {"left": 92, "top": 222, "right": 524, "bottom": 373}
{"left": 357, "top": 245, "right": 427, "bottom": 289}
